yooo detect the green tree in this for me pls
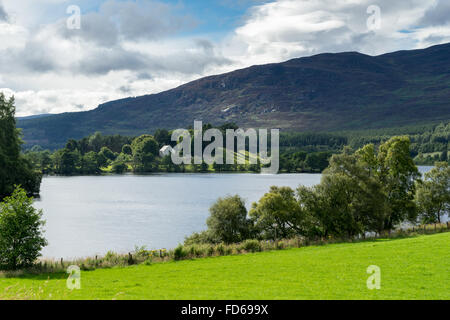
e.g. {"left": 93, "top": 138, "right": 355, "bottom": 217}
{"left": 56, "top": 149, "right": 81, "bottom": 175}
{"left": 111, "top": 159, "right": 128, "bottom": 174}
{"left": 23, "top": 148, "right": 52, "bottom": 174}
{"left": 207, "top": 195, "right": 250, "bottom": 244}
{"left": 131, "top": 135, "right": 159, "bottom": 172}
{"left": 356, "top": 137, "right": 419, "bottom": 230}
{"left": 81, "top": 151, "right": 101, "bottom": 174}
{"left": 99, "top": 146, "right": 116, "bottom": 162}
{"left": 154, "top": 129, "right": 171, "bottom": 147}
{"left": 0, "top": 93, "right": 41, "bottom": 199}
{"left": 325, "top": 147, "right": 387, "bottom": 235}
{"left": 415, "top": 162, "right": 450, "bottom": 223}
{"left": 312, "top": 172, "right": 385, "bottom": 238}
{"left": 122, "top": 144, "right": 132, "bottom": 155}
{"left": 88, "top": 132, "right": 104, "bottom": 153}
{"left": 305, "top": 152, "right": 330, "bottom": 172}
{"left": 250, "top": 186, "right": 312, "bottom": 239}
{"left": 376, "top": 137, "right": 420, "bottom": 230}
{"left": 160, "top": 155, "right": 173, "bottom": 172}
{"left": 65, "top": 139, "right": 79, "bottom": 152}
{"left": 0, "top": 186, "right": 47, "bottom": 270}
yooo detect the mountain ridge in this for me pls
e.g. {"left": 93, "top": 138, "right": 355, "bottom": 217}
{"left": 17, "top": 43, "right": 450, "bottom": 149}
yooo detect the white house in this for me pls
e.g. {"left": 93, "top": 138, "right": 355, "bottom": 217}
{"left": 159, "top": 145, "right": 173, "bottom": 157}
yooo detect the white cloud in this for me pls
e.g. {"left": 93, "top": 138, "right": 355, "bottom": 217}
{"left": 223, "top": 0, "right": 445, "bottom": 66}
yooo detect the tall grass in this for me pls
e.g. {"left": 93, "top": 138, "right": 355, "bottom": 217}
{"left": 1, "top": 222, "right": 448, "bottom": 276}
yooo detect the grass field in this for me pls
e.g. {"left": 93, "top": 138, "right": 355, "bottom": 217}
{"left": 1, "top": 233, "right": 449, "bottom": 300}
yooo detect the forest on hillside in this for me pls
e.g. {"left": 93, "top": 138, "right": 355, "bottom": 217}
{"left": 21, "top": 122, "right": 449, "bottom": 176}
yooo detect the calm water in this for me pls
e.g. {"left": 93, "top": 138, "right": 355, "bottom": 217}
{"left": 35, "top": 173, "right": 321, "bottom": 259}
{"left": 34, "top": 167, "right": 434, "bottom": 259}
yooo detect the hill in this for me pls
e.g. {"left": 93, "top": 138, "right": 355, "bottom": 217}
{"left": 17, "top": 43, "right": 450, "bottom": 149}
{"left": 1, "top": 233, "right": 449, "bottom": 300}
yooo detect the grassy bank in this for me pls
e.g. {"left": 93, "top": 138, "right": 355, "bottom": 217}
{"left": 1, "top": 232, "right": 449, "bottom": 300}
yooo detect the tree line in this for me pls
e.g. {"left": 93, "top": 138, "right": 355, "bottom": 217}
{"left": 23, "top": 126, "right": 336, "bottom": 175}
{"left": 186, "top": 137, "right": 450, "bottom": 245}
{"left": 345, "top": 122, "right": 449, "bottom": 165}
{"left": 21, "top": 120, "right": 449, "bottom": 176}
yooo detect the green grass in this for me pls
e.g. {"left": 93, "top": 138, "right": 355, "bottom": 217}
{"left": 1, "top": 233, "right": 449, "bottom": 300}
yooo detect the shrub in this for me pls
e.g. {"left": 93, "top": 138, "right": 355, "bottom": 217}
{"left": 215, "top": 244, "right": 226, "bottom": 256}
{"left": 134, "top": 246, "right": 150, "bottom": 259}
{"left": 112, "top": 160, "right": 127, "bottom": 174}
{"left": 103, "top": 251, "right": 123, "bottom": 266}
{"left": 276, "top": 240, "right": 286, "bottom": 250}
{"left": 174, "top": 245, "right": 188, "bottom": 261}
{"left": 225, "top": 246, "right": 233, "bottom": 255}
{"left": 184, "top": 231, "right": 218, "bottom": 245}
{"left": 207, "top": 246, "right": 215, "bottom": 256}
{"left": 188, "top": 246, "right": 196, "bottom": 257}
{"left": 0, "top": 186, "right": 47, "bottom": 270}
{"left": 104, "top": 251, "right": 118, "bottom": 261}
{"left": 240, "top": 239, "right": 261, "bottom": 253}
{"left": 193, "top": 246, "right": 206, "bottom": 257}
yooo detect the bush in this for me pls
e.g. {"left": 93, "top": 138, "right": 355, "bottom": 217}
{"left": 276, "top": 240, "right": 286, "bottom": 250}
{"left": 240, "top": 239, "right": 261, "bottom": 253}
{"left": 112, "top": 160, "right": 127, "bottom": 174}
{"left": 103, "top": 251, "right": 122, "bottom": 266}
{"left": 215, "top": 244, "right": 226, "bottom": 256}
{"left": 207, "top": 246, "right": 215, "bottom": 256}
{"left": 122, "top": 144, "right": 132, "bottom": 155}
{"left": 0, "top": 186, "right": 47, "bottom": 270}
{"left": 184, "top": 230, "right": 218, "bottom": 245}
{"left": 174, "top": 245, "right": 188, "bottom": 261}
{"left": 134, "top": 245, "right": 151, "bottom": 260}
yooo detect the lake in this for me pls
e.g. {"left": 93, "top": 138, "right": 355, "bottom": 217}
{"left": 34, "top": 167, "right": 434, "bottom": 259}
{"left": 35, "top": 173, "right": 321, "bottom": 259}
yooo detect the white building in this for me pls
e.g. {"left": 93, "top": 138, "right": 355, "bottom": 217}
{"left": 159, "top": 145, "right": 173, "bottom": 157}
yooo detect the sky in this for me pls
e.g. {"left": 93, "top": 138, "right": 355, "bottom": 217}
{"left": 1, "top": 0, "right": 450, "bottom": 116}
